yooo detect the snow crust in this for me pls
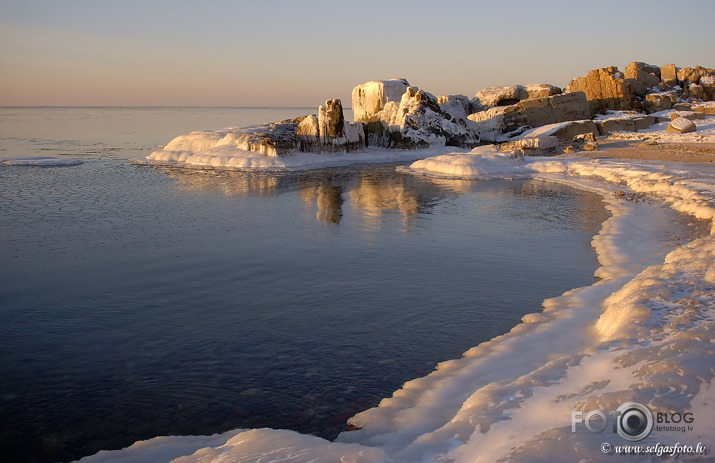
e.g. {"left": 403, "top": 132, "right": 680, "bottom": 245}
{"left": 88, "top": 130, "right": 715, "bottom": 462}
{"left": 1, "top": 156, "right": 83, "bottom": 166}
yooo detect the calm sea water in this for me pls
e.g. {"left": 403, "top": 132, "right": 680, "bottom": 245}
{"left": 0, "top": 107, "right": 608, "bottom": 463}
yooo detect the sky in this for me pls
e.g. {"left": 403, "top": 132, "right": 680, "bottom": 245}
{"left": 1, "top": 0, "right": 714, "bottom": 107}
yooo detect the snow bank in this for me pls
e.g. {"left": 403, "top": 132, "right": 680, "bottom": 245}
{"left": 136, "top": 140, "right": 464, "bottom": 172}
{"left": 1, "top": 156, "right": 83, "bottom": 166}
{"left": 82, "top": 149, "right": 715, "bottom": 462}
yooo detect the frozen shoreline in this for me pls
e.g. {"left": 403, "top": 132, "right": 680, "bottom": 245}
{"left": 77, "top": 144, "right": 715, "bottom": 462}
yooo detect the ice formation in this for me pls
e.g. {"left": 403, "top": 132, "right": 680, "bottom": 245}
{"left": 1, "top": 156, "right": 83, "bottom": 166}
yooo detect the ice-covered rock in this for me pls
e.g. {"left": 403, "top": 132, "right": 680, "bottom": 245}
{"left": 164, "top": 121, "right": 301, "bottom": 158}
{"left": 353, "top": 80, "right": 480, "bottom": 149}
{"left": 437, "top": 94, "right": 472, "bottom": 124}
{"left": 352, "top": 79, "right": 411, "bottom": 123}
{"left": 296, "top": 99, "right": 365, "bottom": 153}
{"left": 152, "top": 100, "right": 364, "bottom": 160}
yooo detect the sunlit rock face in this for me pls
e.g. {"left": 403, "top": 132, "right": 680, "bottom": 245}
{"left": 566, "top": 66, "right": 635, "bottom": 115}
{"left": 471, "top": 83, "right": 561, "bottom": 109}
{"left": 352, "top": 79, "right": 480, "bottom": 149}
{"left": 467, "top": 93, "right": 591, "bottom": 143}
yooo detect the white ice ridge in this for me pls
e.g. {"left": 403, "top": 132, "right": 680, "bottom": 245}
{"left": 136, "top": 143, "right": 463, "bottom": 171}
{"left": 1, "top": 156, "right": 83, "bottom": 166}
{"left": 80, "top": 153, "right": 715, "bottom": 462}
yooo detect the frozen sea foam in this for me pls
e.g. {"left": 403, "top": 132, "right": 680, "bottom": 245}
{"left": 80, "top": 153, "right": 715, "bottom": 462}
{"left": 1, "top": 156, "right": 83, "bottom": 167}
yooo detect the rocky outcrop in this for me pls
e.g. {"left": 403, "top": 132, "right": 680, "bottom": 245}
{"left": 566, "top": 67, "right": 634, "bottom": 115}
{"left": 624, "top": 61, "right": 661, "bottom": 97}
{"left": 594, "top": 112, "right": 656, "bottom": 135}
{"left": 567, "top": 62, "right": 715, "bottom": 116}
{"left": 661, "top": 64, "right": 678, "bottom": 87}
{"left": 472, "top": 84, "right": 561, "bottom": 108}
{"left": 644, "top": 91, "right": 677, "bottom": 113}
{"left": 517, "top": 92, "right": 590, "bottom": 128}
{"left": 467, "top": 92, "right": 590, "bottom": 141}
{"left": 296, "top": 99, "right": 365, "bottom": 153}
{"left": 354, "top": 80, "right": 480, "bottom": 149}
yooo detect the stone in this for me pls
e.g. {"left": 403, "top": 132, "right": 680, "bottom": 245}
{"left": 545, "top": 120, "right": 599, "bottom": 143}
{"left": 644, "top": 91, "right": 677, "bottom": 113}
{"left": 524, "top": 83, "right": 562, "bottom": 99}
{"left": 661, "top": 64, "right": 678, "bottom": 87}
{"left": 572, "top": 132, "right": 598, "bottom": 151}
{"left": 498, "top": 136, "right": 559, "bottom": 155}
{"left": 692, "top": 102, "right": 715, "bottom": 115}
{"left": 678, "top": 66, "right": 702, "bottom": 84}
{"left": 353, "top": 81, "right": 480, "bottom": 149}
{"left": 594, "top": 113, "right": 656, "bottom": 135}
{"left": 689, "top": 84, "right": 705, "bottom": 100}
{"left": 296, "top": 99, "right": 365, "bottom": 153}
{"left": 467, "top": 105, "right": 522, "bottom": 142}
{"left": 473, "top": 85, "right": 528, "bottom": 107}
{"left": 666, "top": 117, "right": 696, "bottom": 134}
{"left": 352, "top": 79, "right": 411, "bottom": 122}
{"left": 624, "top": 61, "right": 661, "bottom": 97}
{"left": 472, "top": 83, "right": 561, "bottom": 108}
{"left": 699, "top": 74, "right": 715, "bottom": 100}
{"left": 566, "top": 66, "right": 634, "bottom": 115}
{"left": 467, "top": 92, "right": 590, "bottom": 141}
{"left": 516, "top": 92, "right": 591, "bottom": 128}
{"left": 669, "top": 111, "right": 706, "bottom": 121}
{"left": 438, "top": 94, "right": 472, "bottom": 124}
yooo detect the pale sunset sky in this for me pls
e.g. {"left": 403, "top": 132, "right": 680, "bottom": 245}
{"left": 1, "top": 0, "right": 714, "bottom": 107}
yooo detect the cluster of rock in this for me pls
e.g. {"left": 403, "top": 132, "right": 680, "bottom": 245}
{"left": 566, "top": 62, "right": 715, "bottom": 115}
{"left": 205, "top": 61, "right": 713, "bottom": 158}
{"left": 351, "top": 79, "right": 480, "bottom": 149}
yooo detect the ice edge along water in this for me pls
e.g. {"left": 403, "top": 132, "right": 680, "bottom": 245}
{"left": 79, "top": 151, "right": 715, "bottom": 463}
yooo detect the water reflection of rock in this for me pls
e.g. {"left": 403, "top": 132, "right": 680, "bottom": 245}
{"left": 156, "top": 167, "right": 281, "bottom": 197}
{"left": 157, "top": 166, "right": 455, "bottom": 226}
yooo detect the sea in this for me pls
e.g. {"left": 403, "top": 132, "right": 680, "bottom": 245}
{"left": 0, "top": 107, "right": 609, "bottom": 463}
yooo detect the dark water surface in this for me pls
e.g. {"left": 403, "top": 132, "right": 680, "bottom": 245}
{"left": 0, "top": 108, "right": 607, "bottom": 463}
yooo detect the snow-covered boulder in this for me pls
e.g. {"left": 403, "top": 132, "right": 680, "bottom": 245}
{"left": 353, "top": 80, "right": 480, "bottom": 149}
{"left": 162, "top": 121, "right": 301, "bottom": 158}
{"left": 352, "top": 79, "right": 411, "bottom": 122}
{"left": 666, "top": 116, "right": 697, "bottom": 134}
{"left": 594, "top": 111, "right": 657, "bottom": 135}
{"left": 296, "top": 99, "right": 365, "bottom": 153}
{"left": 471, "top": 83, "right": 560, "bottom": 108}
